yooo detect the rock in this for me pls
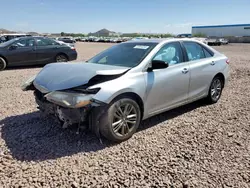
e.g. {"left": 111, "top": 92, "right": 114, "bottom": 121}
{"left": 71, "top": 181, "right": 78, "bottom": 188}
{"left": 227, "top": 132, "right": 234, "bottom": 137}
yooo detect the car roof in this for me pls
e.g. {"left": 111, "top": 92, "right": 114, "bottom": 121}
{"left": 13, "top": 36, "right": 48, "bottom": 40}
{"left": 124, "top": 38, "right": 203, "bottom": 44}
{"left": 0, "top": 33, "right": 30, "bottom": 36}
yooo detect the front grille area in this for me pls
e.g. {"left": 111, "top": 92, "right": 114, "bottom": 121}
{"left": 34, "top": 89, "right": 46, "bottom": 101}
{"left": 34, "top": 89, "right": 55, "bottom": 114}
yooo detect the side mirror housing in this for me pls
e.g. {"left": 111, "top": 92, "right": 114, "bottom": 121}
{"left": 9, "top": 44, "right": 18, "bottom": 50}
{"left": 148, "top": 60, "right": 169, "bottom": 71}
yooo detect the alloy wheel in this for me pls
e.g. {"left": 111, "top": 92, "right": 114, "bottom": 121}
{"left": 56, "top": 55, "right": 67, "bottom": 62}
{"left": 112, "top": 103, "right": 138, "bottom": 137}
{"left": 0, "top": 58, "right": 6, "bottom": 71}
{"left": 211, "top": 78, "right": 222, "bottom": 101}
{"left": 0, "top": 62, "right": 5, "bottom": 70}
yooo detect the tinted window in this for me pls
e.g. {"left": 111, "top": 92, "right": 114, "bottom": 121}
{"left": 153, "top": 42, "right": 183, "bottom": 65}
{"left": 183, "top": 42, "right": 205, "bottom": 61}
{"left": 88, "top": 42, "right": 157, "bottom": 67}
{"left": 203, "top": 47, "right": 213, "bottom": 58}
{"left": 13, "top": 38, "right": 35, "bottom": 47}
{"left": 36, "top": 38, "right": 57, "bottom": 46}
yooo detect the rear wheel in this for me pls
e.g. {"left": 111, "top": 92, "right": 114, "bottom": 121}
{"left": 100, "top": 98, "right": 141, "bottom": 142}
{"left": 55, "top": 54, "right": 68, "bottom": 62}
{"left": 0, "top": 57, "right": 7, "bottom": 71}
{"left": 206, "top": 76, "right": 223, "bottom": 104}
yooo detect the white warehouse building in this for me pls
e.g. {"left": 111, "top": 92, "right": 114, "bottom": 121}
{"left": 192, "top": 24, "right": 250, "bottom": 37}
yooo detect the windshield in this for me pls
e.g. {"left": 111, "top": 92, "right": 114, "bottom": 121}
{"left": 87, "top": 42, "right": 157, "bottom": 67}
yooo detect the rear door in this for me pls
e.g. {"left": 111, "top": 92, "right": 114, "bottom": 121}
{"left": 6, "top": 38, "right": 37, "bottom": 65}
{"left": 182, "top": 41, "right": 216, "bottom": 102}
{"left": 35, "top": 38, "right": 61, "bottom": 63}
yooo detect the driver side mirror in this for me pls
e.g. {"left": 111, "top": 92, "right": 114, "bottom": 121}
{"left": 9, "top": 44, "right": 18, "bottom": 50}
{"left": 147, "top": 60, "right": 169, "bottom": 71}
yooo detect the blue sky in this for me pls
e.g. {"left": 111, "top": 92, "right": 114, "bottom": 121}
{"left": 1, "top": 0, "right": 250, "bottom": 34}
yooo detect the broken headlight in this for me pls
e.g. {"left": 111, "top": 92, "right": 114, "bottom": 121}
{"left": 72, "top": 87, "right": 101, "bottom": 94}
{"left": 21, "top": 75, "right": 37, "bottom": 91}
{"left": 45, "top": 91, "right": 95, "bottom": 108}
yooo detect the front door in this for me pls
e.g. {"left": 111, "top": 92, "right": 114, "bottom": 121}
{"left": 6, "top": 38, "right": 37, "bottom": 65}
{"left": 144, "top": 42, "right": 190, "bottom": 116}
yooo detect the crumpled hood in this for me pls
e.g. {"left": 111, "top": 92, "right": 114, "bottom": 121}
{"left": 33, "top": 62, "right": 129, "bottom": 92}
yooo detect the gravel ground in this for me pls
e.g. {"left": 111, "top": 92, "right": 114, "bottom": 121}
{"left": 0, "top": 43, "right": 249, "bottom": 188}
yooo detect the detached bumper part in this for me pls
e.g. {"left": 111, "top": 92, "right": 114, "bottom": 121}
{"left": 21, "top": 75, "right": 37, "bottom": 91}
{"left": 56, "top": 106, "right": 89, "bottom": 128}
{"left": 34, "top": 90, "right": 108, "bottom": 137}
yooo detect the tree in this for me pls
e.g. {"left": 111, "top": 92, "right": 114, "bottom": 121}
{"left": 192, "top": 33, "right": 207, "bottom": 38}
{"left": 61, "top": 32, "right": 65, "bottom": 36}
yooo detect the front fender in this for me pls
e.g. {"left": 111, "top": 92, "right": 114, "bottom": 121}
{"left": 91, "top": 74, "right": 147, "bottom": 104}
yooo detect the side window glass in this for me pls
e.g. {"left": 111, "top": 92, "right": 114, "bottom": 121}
{"left": 153, "top": 42, "right": 183, "bottom": 66}
{"left": 27, "top": 39, "right": 35, "bottom": 47}
{"left": 203, "top": 48, "right": 213, "bottom": 58}
{"left": 36, "top": 38, "right": 56, "bottom": 46}
{"left": 183, "top": 42, "right": 205, "bottom": 61}
{"left": 14, "top": 39, "right": 27, "bottom": 47}
{"left": 13, "top": 39, "right": 35, "bottom": 47}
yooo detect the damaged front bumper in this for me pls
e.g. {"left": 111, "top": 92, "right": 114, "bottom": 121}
{"left": 34, "top": 90, "right": 109, "bottom": 137}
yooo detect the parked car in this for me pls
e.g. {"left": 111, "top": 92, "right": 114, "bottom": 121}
{"left": 22, "top": 38, "right": 229, "bottom": 142}
{"left": 177, "top": 33, "right": 192, "bottom": 38}
{"left": 0, "top": 36, "right": 77, "bottom": 70}
{"left": 55, "top": 40, "right": 75, "bottom": 47}
{"left": 0, "top": 33, "right": 32, "bottom": 43}
{"left": 206, "top": 38, "right": 221, "bottom": 46}
{"left": 57, "top": 37, "right": 76, "bottom": 44}
{"left": 192, "top": 37, "right": 208, "bottom": 44}
{"left": 219, "top": 38, "right": 229, "bottom": 45}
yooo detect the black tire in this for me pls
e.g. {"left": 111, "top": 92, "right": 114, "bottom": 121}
{"left": 100, "top": 98, "right": 141, "bottom": 142}
{"left": 55, "top": 54, "right": 68, "bottom": 62}
{"left": 206, "top": 76, "right": 223, "bottom": 104}
{"left": 0, "top": 57, "right": 7, "bottom": 71}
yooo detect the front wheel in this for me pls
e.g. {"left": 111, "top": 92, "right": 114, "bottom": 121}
{"left": 100, "top": 98, "right": 141, "bottom": 142}
{"left": 206, "top": 76, "right": 223, "bottom": 104}
{"left": 0, "top": 57, "right": 7, "bottom": 71}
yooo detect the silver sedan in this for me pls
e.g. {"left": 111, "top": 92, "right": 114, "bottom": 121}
{"left": 22, "top": 38, "right": 230, "bottom": 142}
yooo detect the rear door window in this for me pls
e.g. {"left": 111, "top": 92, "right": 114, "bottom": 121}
{"left": 36, "top": 38, "right": 57, "bottom": 46}
{"left": 203, "top": 47, "right": 213, "bottom": 58}
{"left": 183, "top": 42, "right": 205, "bottom": 61}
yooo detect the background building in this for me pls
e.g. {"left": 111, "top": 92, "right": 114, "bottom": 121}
{"left": 192, "top": 24, "right": 250, "bottom": 37}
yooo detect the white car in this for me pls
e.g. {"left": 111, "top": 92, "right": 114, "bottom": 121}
{"left": 55, "top": 40, "right": 75, "bottom": 47}
{"left": 193, "top": 37, "right": 208, "bottom": 45}
{"left": 22, "top": 38, "right": 230, "bottom": 142}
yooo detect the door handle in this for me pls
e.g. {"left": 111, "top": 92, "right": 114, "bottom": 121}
{"left": 182, "top": 68, "right": 189, "bottom": 74}
{"left": 211, "top": 61, "right": 215, "bottom": 65}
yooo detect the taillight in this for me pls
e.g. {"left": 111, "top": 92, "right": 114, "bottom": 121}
{"left": 71, "top": 47, "right": 76, "bottom": 50}
{"left": 226, "top": 59, "right": 230, "bottom": 64}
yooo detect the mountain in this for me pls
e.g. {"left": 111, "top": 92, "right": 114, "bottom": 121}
{"left": 27, "top": 31, "right": 40, "bottom": 35}
{"left": 88, "top": 28, "right": 119, "bottom": 37}
{"left": 0, "top": 28, "right": 16, "bottom": 34}
{"left": 0, "top": 28, "right": 40, "bottom": 35}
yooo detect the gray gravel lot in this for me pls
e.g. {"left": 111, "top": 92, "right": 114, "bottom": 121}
{"left": 0, "top": 42, "right": 249, "bottom": 188}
